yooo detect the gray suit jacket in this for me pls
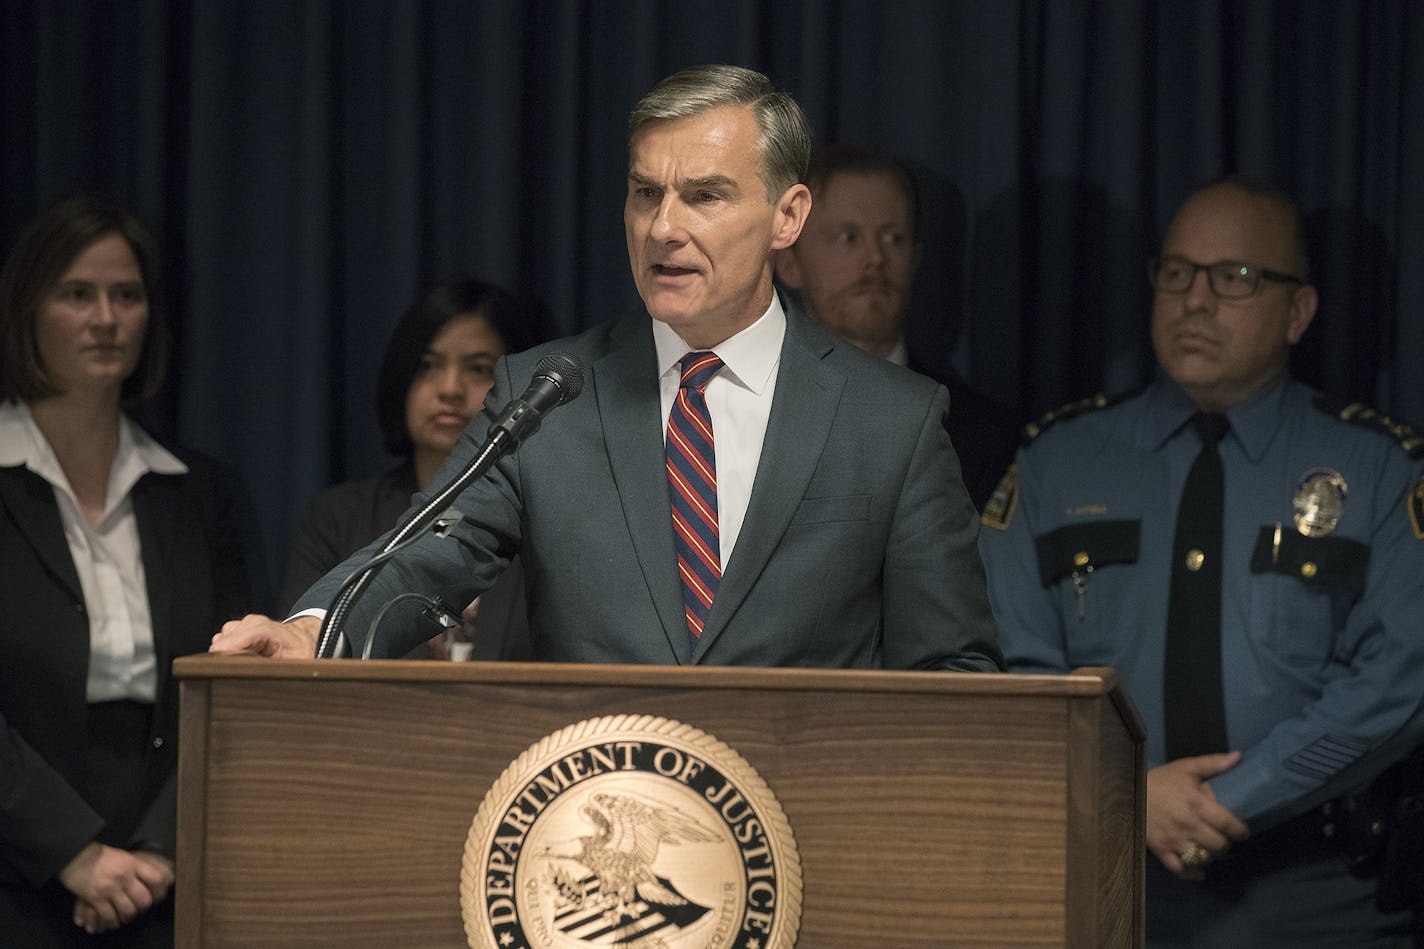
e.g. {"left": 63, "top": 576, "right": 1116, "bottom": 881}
{"left": 299, "top": 307, "right": 1001, "bottom": 671}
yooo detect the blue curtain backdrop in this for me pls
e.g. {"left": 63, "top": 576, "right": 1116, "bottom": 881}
{"left": 3, "top": 0, "right": 1420, "bottom": 606}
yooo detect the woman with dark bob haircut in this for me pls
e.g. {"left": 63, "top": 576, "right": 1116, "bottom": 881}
{"left": 0, "top": 196, "right": 251, "bottom": 945}
{"left": 281, "top": 278, "right": 537, "bottom": 660}
{"left": 0, "top": 198, "right": 169, "bottom": 406}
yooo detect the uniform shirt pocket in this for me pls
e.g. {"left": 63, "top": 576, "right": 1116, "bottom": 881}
{"left": 1034, "top": 520, "right": 1141, "bottom": 586}
{"left": 1248, "top": 527, "right": 1369, "bottom": 597}
{"left": 1032, "top": 519, "right": 1142, "bottom": 661}
{"left": 1248, "top": 527, "right": 1368, "bottom": 664}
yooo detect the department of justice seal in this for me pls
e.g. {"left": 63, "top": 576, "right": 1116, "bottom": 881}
{"left": 462, "top": 715, "right": 802, "bottom": 949}
{"left": 1293, "top": 467, "right": 1348, "bottom": 537}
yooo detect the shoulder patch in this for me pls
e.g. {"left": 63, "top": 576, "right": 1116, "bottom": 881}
{"left": 1021, "top": 393, "right": 1115, "bottom": 442}
{"left": 981, "top": 463, "right": 1019, "bottom": 531}
{"left": 1314, "top": 397, "right": 1424, "bottom": 459}
{"left": 1409, "top": 472, "right": 1424, "bottom": 540}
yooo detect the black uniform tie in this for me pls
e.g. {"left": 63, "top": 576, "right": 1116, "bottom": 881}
{"left": 1164, "top": 412, "right": 1230, "bottom": 760}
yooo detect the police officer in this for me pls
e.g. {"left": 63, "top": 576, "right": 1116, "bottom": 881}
{"left": 979, "top": 176, "right": 1424, "bottom": 946}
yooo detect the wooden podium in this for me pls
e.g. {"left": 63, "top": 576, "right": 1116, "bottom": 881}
{"left": 174, "top": 658, "right": 1144, "bottom": 947}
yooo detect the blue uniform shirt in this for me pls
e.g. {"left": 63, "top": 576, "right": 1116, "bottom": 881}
{"left": 980, "top": 375, "right": 1424, "bottom": 831}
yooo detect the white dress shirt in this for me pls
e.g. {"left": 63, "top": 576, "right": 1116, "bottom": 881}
{"left": 651, "top": 294, "right": 785, "bottom": 568}
{"left": 0, "top": 401, "right": 187, "bottom": 703}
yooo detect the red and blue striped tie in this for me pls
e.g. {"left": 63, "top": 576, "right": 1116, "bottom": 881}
{"left": 667, "top": 352, "right": 723, "bottom": 643}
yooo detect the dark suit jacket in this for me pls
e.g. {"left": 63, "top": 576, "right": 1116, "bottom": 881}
{"left": 282, "top": 462, "right": 529, "bottom": 660}
{"left": 0, "top": 448, "right": 250, "bottom": 896}
{"left": 300, "top": 307, "right": 1001, "bottom": 671}
{"left": 774, "top": 291, "right": 1020, "bottom": 510}
{"left": 905, "top": 352, "right": 1021, "bottom": 512}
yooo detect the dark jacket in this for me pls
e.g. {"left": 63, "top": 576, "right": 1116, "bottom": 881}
{"left": 282, "top": 463, "right": 530, "bottom": 660}
{"left": 0, "top": 449, "right": 251, "bottom": 893}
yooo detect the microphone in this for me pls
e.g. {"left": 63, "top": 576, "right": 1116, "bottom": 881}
{"left": 314, "top": 352, "right": 585, "bottom": 659}
{"left": 486, "top": 352, "right": 584, "bottom": 446}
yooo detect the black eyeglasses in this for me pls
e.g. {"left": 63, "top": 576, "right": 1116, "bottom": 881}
{"left": 1148, "top": 255, "right": 1305, "bottom": 299}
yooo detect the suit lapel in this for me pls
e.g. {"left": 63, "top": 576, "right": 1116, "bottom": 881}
{"left": 0, "top": 465, "right": 84, "bottom": 602}
{"left": 594, "top": 319, "right": 692, "bottom": 662}
{"left": 692, "top": 316, "right": 845, "bottom": 661}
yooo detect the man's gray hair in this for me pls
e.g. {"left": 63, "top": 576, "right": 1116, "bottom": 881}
{"left": 628, "top": 65, "right": 810, "bottom": 200}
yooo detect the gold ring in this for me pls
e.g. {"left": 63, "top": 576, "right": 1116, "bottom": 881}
{"left": 1179, "top": 843, "right": 1210, "bottom": 869}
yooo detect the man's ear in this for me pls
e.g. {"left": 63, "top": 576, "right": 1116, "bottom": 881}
{"left": 1286, "top": 283, "right": 1318, "bottom": 345}
{"left": 773, "top": 246, "right": 804, "bottom": 288}
{"left": 770, "top": 182, "right": 811, "bottom": 251}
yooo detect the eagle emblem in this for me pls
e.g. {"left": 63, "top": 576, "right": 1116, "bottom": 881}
{"left": 545, "top": 791, "right": 719, "bottom": 934}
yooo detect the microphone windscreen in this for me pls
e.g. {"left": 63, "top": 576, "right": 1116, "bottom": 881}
{"left": 535, "top": 352, "right": 585, "bottom": 405}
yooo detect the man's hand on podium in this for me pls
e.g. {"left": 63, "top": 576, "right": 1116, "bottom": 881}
{"left": 210, "top": 614, "right": 321, "bottom": 658}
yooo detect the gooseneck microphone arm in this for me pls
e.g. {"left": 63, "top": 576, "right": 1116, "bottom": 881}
{"left": 313, "top": 435, "right": 507, "bottom": 659}
{"left": 313, "top": 352, "right": 585, "bottom": 659}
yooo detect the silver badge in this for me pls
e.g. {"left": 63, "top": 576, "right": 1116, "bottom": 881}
{"left": 1293, "top": 467, "right": 1348, "bottom": 537}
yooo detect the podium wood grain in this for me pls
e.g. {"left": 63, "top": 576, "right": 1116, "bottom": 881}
{"left": 175, "top": 658, "right": 1144, "bottom": 947}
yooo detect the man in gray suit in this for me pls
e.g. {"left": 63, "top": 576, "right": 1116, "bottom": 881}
{"left": 211, "top": 65, "right": 1001, "bottom": 672}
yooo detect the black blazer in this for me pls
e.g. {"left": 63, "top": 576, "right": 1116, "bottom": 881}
{"left": 0, "top": 448, "right": 250, "bottom": 891}
{"left": 905, "top": 351, "right": 1022, "bottom": 512}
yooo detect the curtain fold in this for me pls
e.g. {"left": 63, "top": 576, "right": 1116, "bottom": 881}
{"left": 3, "top": 0, "right": 1418, "bottom": 604}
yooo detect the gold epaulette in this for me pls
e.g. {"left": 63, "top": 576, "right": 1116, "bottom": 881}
{"left": 984, "top": 393, "right": 1115, "bottom": 531}
{"left": 1316, "top": 397, "right": 1424, "bottom": 459}
{"left": 1021, "top": 393, "right": 1114, "bottom": 442}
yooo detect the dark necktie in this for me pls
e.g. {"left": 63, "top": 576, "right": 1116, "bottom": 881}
{"left": 1164, "top": 411, "right": 1231, "bottom": 760}
{"left": 666, "top": 352, "right": 723, "bottom": 643}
